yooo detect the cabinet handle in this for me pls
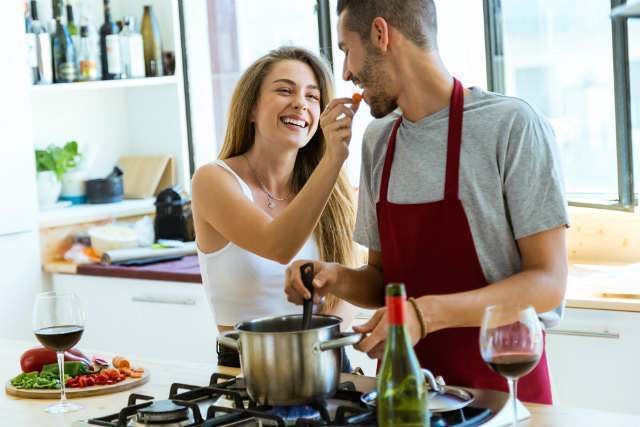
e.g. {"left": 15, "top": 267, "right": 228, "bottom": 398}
{"left": 131, "top": 296, "right": 197, "bottom": 306}
{"left": 547, "top": 329, "right": 620, "bottom": 339}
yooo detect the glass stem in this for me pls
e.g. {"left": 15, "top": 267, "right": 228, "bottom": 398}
{"left": 508, "top": 377, "right": 518, "bottom": 426}
{"left": 57, "top": 351, "right": 67, "bottom": 405}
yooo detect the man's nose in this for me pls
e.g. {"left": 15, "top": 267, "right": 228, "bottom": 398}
{"left": 342, "top": 61, "right": 352, "bottom": 82}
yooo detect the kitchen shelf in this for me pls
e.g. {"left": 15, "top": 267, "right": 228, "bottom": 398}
{"left": 39, "top": 198, "right": 155, "bottom": 228}
{"left": 30, "top": 76, "right": 178, "bottom": 94}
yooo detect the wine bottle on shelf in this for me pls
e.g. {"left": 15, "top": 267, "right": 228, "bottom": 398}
{"left": 78, "top": 0, "right": 102, "bottom": 80}
{"left": 141, "top": 5, "right": 163, "bottom": 77}
{"left": 78, "top": 25, "right": 98, "bottom": 81}
{"left": 377, "top": 283, "right": 430, "bottom": 427}
{"left": 66, "top": 4, "right": 79, "bottom": 48}
{"left": 119, "top": 17, "right": 145, "bottom": 79}
{"left": 51, "top": 0, "right": 77, "bottom": 83}
{"left": 24, "top": 1, "right": 39, "bottom": 84}
{"left": 100, "top": 0, "right": 122, "bottom": 80}
{"left": 30, "top": 0, "right": 53, "bottom": 84}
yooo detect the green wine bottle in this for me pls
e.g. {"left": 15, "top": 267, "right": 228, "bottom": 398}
{"left": 51, "top": 0, "right": 76, "bottom": 83}
{"left": 377, "top": 283, "right": 430, "bottom": 427}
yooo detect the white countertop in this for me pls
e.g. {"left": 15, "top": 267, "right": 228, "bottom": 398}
{"left": 2, "top": 338, "right": 640, "bottom": 426}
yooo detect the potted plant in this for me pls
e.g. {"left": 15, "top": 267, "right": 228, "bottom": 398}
{"left": 35, "top": 141, "right": 81, "bottom": 207}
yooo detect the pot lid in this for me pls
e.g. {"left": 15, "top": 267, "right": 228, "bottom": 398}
{"left": 361, "top": 369, "right": 474, "bottom": 413}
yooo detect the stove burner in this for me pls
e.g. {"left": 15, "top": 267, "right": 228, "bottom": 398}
{"left": 136, "top": 400, "right": 189, "bottom": 424}
{"left": 82, "top": 373, "right": 492, "bottom": 427}
{"left": 269, "top": 406, "right": 320, "bottom": 422}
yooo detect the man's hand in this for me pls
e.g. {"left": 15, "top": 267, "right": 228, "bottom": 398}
{"left": 285, "top": 260, "right": 340, "bottom": 305}
{"left": 352, "top": 302, "right": 423, "bottom": 360}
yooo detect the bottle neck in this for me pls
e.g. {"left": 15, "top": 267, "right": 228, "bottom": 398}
{"left": 386, "top": 295, "right": 406, "bottom": 327}
{"left": 31, "top": 1, "right": 38, "bottom": 20}
{"left": 104, "top": 1, "right": 112, "bottom": 23}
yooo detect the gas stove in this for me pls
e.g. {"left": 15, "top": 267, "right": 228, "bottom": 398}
{"left": 72, "top": 373, "right": 494, "bottom": 426}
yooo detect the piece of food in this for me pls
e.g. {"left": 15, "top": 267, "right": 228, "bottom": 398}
{"left": 112, "top": 356, "right": 130, "bottom": 369}
{"left": 352, "top": 92, "right": 363, "bottom": 104}
{"left": 10, "top": 371, "right": 68, "bottom": 390}
{"left": 40, "top": 361, "right": 89, "bottom": 377}
{"left": 20, "top": 347, "right": 90, "bottom": 373}
{"left": 66, "top": 370, "right": 127, "bottom": 388}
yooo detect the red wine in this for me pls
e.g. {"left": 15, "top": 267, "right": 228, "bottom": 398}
{"left": 35, "top": 325, "right": 84, "bottom": 351}
{"left": 487, "top": 352, "right": 540, "bottom": 379}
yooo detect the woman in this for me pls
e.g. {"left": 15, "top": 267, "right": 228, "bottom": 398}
{"left": 191, "top": 46, "right": 359, "bottom": 369}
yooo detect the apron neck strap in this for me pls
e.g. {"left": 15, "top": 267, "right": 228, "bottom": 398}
{"left": 444, "top": 78, "right": 464, "bottom": 200}
{"left": 379, "top": 117, "right": 403, "bottom": 202}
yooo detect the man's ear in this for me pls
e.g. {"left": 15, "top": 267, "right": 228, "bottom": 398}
{"left": 370, "top": 17, "right": 390, "bottom": 53}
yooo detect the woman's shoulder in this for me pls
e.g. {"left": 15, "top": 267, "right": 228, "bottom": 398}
{"left": 192, "top": 157, "right": 253, "bottom": 201}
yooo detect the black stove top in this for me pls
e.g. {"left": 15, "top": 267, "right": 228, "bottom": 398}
{"left": 81, "top": 373, "right": 492, "bottom": 426}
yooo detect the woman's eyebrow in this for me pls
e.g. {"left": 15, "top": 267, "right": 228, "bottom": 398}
{"left": 272, "top": 78, "right": 319, "bottom": 91}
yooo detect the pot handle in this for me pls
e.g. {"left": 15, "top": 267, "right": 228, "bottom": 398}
{"left": 217, "top": 331, "right": 241, "bottom": 352}
{"left": 315, "top": 332, "right": 363, "bottom": 352}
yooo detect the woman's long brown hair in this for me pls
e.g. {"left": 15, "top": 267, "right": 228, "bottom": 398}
{"left": 218, "top": 46, "right": 357, "bottom": 311}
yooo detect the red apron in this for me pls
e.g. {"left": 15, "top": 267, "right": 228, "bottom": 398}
{"left": 375, "top": 78, "right": 552, "bottom": 404}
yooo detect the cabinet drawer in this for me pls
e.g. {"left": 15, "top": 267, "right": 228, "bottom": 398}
{"left": 546, "top": 308, "right": 639, "bottom": 414}
{"left": 53, "top": 274, "right": 217, "bottom": 364}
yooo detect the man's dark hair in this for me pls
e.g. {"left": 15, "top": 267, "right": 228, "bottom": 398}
{"left": 336, "top": 0, "right": 438, "bottom": 50}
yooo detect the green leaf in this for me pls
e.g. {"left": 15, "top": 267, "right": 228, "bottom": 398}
{"left": 34, "top": 141, "right": 82, "bottom": 180}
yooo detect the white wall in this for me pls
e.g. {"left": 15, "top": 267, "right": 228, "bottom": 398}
{"left": 0, "top": 0, "right": 44, "bottom": 340}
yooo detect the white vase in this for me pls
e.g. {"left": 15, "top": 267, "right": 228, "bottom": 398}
{"left": 36, "top": 171, "right": 62, "bottom": 207}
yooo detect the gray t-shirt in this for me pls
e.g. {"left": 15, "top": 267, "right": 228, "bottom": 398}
{"left": 354, "top": 87, "right": 569, "bottom": 328}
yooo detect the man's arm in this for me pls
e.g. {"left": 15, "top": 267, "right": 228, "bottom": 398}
{"left": 419, "top": 226, "right": 568, "bottom": 333}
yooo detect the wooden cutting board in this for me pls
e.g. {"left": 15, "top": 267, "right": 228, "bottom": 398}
{"left": 4, "top": 370, "right": 149, "bottom": 399}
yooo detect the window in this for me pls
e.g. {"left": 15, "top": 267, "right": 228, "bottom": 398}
{"left": 488, "top": 0, "right": 636, "bottom": 210}
{"left": 203, "top": 0, "right": 320, "bottom": 166}
{"left": 629, "top": 20, "right": 640, "bottom": 203}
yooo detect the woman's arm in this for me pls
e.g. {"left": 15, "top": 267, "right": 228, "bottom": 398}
{"left": 193, "top": 98, "right": 357, "bottom": 265}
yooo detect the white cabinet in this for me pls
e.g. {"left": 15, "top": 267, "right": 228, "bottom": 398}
{"left": 546, "top": 308, "right": 640, "bottom": 414}
{"left": 0, "top": 1, "right": 43, "bottom": 341}
{"left": 53, "top": 274, "right": 218, "bottom": 364}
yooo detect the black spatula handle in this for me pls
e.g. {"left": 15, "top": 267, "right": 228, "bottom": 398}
{"left": 300, "top": 263, "right": 315, "bottom": 330}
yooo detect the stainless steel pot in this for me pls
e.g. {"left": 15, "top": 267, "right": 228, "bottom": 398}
{"left": 217, "top": 314, "right": 362, "bottom": 406}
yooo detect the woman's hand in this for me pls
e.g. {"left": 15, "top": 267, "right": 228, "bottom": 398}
{"left": 320, "top": 97, "right": 360, "bottom": 163}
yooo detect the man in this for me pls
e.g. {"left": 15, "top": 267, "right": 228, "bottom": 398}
{"left": 285, "top": 0, "right": 568, "bottom": 404}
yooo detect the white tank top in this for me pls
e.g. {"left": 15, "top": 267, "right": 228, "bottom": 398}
{"left": 197, "top": 160, "right": 320, "bottom": 326}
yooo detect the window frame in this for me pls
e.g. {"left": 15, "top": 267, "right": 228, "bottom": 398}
{"left": 483, "top": 0, "right": 636, "bottom": 212}
{"left": 316, "top": 0, "right": 636, "bottom": 211}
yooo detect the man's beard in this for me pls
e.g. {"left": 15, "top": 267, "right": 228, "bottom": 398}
{"left": 359, "top": 49, "right": 397, "bottom": 118}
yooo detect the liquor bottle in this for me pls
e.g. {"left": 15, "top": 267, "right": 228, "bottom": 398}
{"left": 51, "top": 0, "right": 77, "bottom": 83}
{"left": 78, "top": 0, "right": 102, "bottom": 80}
{"left": 24, "top": 1, "right": 39, "bottom": 84}
{"left": 66, "top": 4, "right": 79, "bottom": 48}
{"left": 30, "top": 1, "right": 53, "bottom": 84}
{"left": 119, "top": 17, "right": 145, "bottom": 79}
{"left": 377, "top": 283, "right": 429, "bottom": 427}
{"left": 78, "top": 25, "right": 98, "bottom": 81}
{"left": 140, "top": 5, "right": 163, "bottom": 77}
{"left": 100, "top": 0, "right": 122, "bottom": 80}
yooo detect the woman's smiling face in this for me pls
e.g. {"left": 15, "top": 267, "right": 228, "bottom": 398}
{"left": 252, "top": 59, "right": 322, "bottom": 150}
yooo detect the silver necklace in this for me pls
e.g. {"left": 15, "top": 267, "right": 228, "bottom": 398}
{"left": 243, "top": 154, "right": 292, "bottom": 209}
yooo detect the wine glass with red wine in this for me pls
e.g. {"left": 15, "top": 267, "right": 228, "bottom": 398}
{"left": 479, "top": 304, "right": 542, "bottom": 426}
{"left": 33, "top": 291, "right": 85, "bottom": 414}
